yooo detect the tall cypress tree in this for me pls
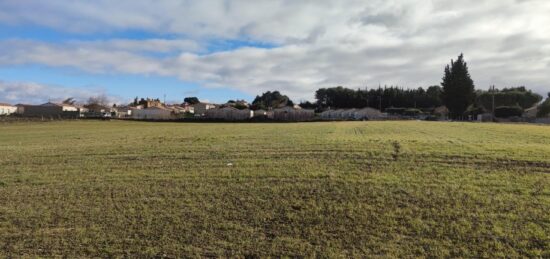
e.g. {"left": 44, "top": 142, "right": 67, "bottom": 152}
{"left": 441, "top": 54, "right": 475, "bottom": 119}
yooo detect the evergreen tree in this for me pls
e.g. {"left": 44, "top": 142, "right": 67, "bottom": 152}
{"left": 537, "top": 93, "right": 550, "bottom": 118}
{"left": 476, "top": 86, "right": 542, "bottom": 110}
{"left": 184, "top": 97, "right": 200, "bottom": 105}
{"left": 441, "top": 54, "right": 475, "bottom": 119}
{"left": 314, "top": 86, "right": 443, "bottom": 110}
{"left": 252, "top": 91, "right": 293, "bottom": 109}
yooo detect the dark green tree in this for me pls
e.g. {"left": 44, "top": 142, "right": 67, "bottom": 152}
{"left": 252, "top": 91, "right": 294, "bottom": 109}
{"left": 537, "top": 92, "right": 550, "bottom": 118}
{"left": 441, "top": 54, "right": 476, "bottom": 119}
{"left": 184, "top": 97, "right": 200, "bottom": 105}
{"left": 314, "top": 86, "right": 443, "bottom": 110}
{"left": 299, "top": 101, "right": 317, "bottom": 109}
{"left": 476, "top": 86, "right": 542, "bottom": 110}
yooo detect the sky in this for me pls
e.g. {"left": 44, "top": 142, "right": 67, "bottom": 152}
{"left": 0, "top": 0, "right": 549, "bottom": 105}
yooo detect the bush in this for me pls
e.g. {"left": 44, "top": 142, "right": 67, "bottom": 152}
{"left": 425, "top": 115, "right": 440, "bottom": 121}
{"left": 537, "top": 101, "right": 550, "bottom": 118}
{"left": 403, "top": 108, "right": 423, "bottom": 116}
{"left": 494, "top": 106, "right": 523, "bottom": 118}
{"left": 385, "top": 107, "right": 406, "bottom": 115}
{"left": 465, "top": 105, "right": 486, "bottom": 117}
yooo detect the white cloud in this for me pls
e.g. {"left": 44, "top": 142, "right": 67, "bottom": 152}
{"left": 0, "top": 80, "right": 122, "bottom": 105}
{"left": 0, "top": 0, "right": 549, "bottom": 100}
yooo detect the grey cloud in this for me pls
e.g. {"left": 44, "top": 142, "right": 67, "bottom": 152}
{"left": 69, "top": 39, "right": 202, "bottom": 54}
{"left": 0, "top": 80, "right": 123, "bottom": 105}
{"left": 0, "top": 0, "right": 549, "bottom": 100}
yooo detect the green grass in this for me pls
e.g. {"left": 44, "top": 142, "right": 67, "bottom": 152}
{"left": 0, "top": 121, "right": 549, "bottom": 257}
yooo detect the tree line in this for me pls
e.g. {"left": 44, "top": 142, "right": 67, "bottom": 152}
{"left": 301, "top": 54, "right": 547, "bottom": 119}
{"left": 312, "top": 85, "right": 443, "bottom": 111}
{"left": 180, "top": 54, "right": 549, "bottom": 119}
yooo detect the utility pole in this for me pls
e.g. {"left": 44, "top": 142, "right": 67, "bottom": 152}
{"left": 378, "top": 83, "right": 382, "bottom": 111}
{"left": 491, "top": 85, "right": 495, "bottom": 118}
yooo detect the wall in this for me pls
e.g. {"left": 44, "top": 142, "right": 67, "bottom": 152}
{"left": 132, "top": 109, "right": 175, "bottom": 120}
{"left": 0, "top": 106, "right": 17, "bottom": 115}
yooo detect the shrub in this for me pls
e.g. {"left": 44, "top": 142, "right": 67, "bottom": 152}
{"left": 403, "top": 108, "right": 423, "bottom": 116}
{"left": 425, "top": 115, "right": 440, "bottom": 121}
{"left": 537, "top": 101, "right": 550, "bottom": 118}
{"left": 385, "top": 107, "right": 406, "bottom": 115}
{"left": 494, "top": 106, "right": 523, "bottom": 118}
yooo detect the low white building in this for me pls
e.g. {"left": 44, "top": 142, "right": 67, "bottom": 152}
{"left": 112, "top": 106, "right": 134, "bottom": 118}
{"left": 193, "top": 103, "right": 216, "bottom": 116}
{"left": 132, "top": 107, "right": 175, "bottom": 120}
{"left": 0, "top": 103, "right": 17, "bottom": 115}
{"left": 41, "top": 102, "right": 79, "bottom": 112}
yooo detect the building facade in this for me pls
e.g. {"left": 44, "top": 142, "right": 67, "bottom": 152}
{"left": 132, "top": 107, "right": 175, "bottom": 120}
{"left": 0, "top": 103, "right": 17, "bottom": 115}
{"left": 193, "top": 103, "right": 216, "bottom": 116}
{"left": 272, "top": 107, "right": 315, "bottom": 121}
{"left": 205, "top": 107, "right": 252, "bottom": 121}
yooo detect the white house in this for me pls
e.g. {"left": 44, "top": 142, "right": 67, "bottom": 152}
{"left": 193, "top": 103, "right": 216, "bottom": 116}
{"left": 112, "top": 106, "right": 135, "bottom": 118}
{"left": 41, "top": 102, "right": 79, "bottom": 112}
{"left": 0, "top": 103, "right": 17, "bottom": 115}
{"left": 168, "top": 105, "right": 187, "bottom": 114}
{"left": 132, "top": 106, "right": 175, "bottom": 120}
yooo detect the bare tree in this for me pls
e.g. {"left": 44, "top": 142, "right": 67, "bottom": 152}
{"left": 86, "top": 94, "right": 109, "bottom": 107}
{"left": 85, "top": 94, "right": 110, "bottom": 109}
{"left": 62, "top": 97, "right": 77, "bottom": 105}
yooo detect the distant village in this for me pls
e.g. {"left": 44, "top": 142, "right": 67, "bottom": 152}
{"left": 0, "top": 95, "right": 314, "bottom": 122}
{"left": 1, "top": 88, "right": 549, "bottom": 123}
{"left": 0, "top": 96, "right": 335, "bottom": 122}
{"left": 2, "top": 54, "right": 549, "bottom": 123}
{"left": 2, "top": 53, "right": 550, "bottom": 123}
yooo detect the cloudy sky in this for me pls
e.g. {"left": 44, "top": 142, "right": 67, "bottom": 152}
{"left": 0, "top": 0, "right": 549, "bottom": 104}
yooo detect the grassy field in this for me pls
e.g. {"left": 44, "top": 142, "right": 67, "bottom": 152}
{"left": 0, "top": 120, "right": 549, "bottom": 257}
